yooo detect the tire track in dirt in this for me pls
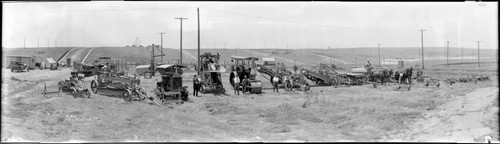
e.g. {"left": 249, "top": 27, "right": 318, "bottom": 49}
{"left": 386, "top": 87, "right": 499, "bottom": 142}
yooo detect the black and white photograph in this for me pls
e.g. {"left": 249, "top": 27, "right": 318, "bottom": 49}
{"left": 1, "top": 1, "right": 498, "bottom": 142}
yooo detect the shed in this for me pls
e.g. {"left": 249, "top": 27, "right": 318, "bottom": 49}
{"left": 262, "top": 57, "right": 276, "bottom": 66}
{"left": 45, "top": 58, "right": 58, "bottom": 69}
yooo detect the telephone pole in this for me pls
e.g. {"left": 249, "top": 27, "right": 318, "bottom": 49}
{"left": 477, "top": 41, "right": 481, "bottom": 68}
{"left": 175, "top": 17, "right": 188, "bottom": 65}
{"left": 197, "top": 7, "right": 200, "bottom": 75}
{"left": 461, "top": 46, "right": 463, "bottom": 61}
{"left": 158, "top": 32, "right": 165, "bottom": 62}
{"left": 446, "top": 41, "right": 449, "bottom": 65}
{"left": 378, "top": 44, "right": 381, "bottom": 66}
{"left": 419, "top": 29, "right": 426, "bottom": 69}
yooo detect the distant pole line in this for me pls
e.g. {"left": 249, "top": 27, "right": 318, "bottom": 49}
{"left": 197, "top": 7, "right": 200, "bottom": 75}
{"left": 152, "top": 44, "right": 155, "bottom": 76}
{"left": 419, "top": 29, "right": 426, "bottom": 69}
{"left": 477, "top": 41, "right": 481, "bottom": 68}
{"left": 175, "top": 17, "right": 188, "bottom": 65}
{"left": 446, "top": 41, "right": 449, "bottom": 66}
{"left": 461, "top": 46, "right": 463, "bottom": 62}
{"left": 378, "top": 44, "right": 381, "bottom": 67}
{"left": 158, "top": 32, "right": 166, "bottom": 62}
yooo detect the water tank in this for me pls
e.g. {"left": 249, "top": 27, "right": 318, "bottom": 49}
{"left": 67, "top": 58, "right": 71, "bottom": 67}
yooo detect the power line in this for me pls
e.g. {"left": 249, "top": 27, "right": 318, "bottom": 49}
{"left": 446, "top": 41, "right": 449, "bottom": 66}
{"left": 204, "top": 8, "right": 415, "bottom": 32}
{"left": 419, "top": 29, "right": 426, "bottom": 69}
{"left": 197, "top": 7, "right": 200, "bottom": 75}
{"left": 378, "top": 44, "right": 381, "bottom": 67}
{"left": 175, "top": 17, "right": 188, "bottom": 65}
{"left": 477, "top": 41, "right": 481, "bottom": 68}
{"left": 4, "top": 6, "right": 193, "bottom": 14}
{"left": 158, "top": 32, "right": 165, "bottom": 62}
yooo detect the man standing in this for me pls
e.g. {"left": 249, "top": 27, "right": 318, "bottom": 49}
{"left": 272, "top": 76, "right": 280, "bottom": 92}
{"left": 193, "top": 75, "right": 199, "bottom": 97}
{"left": 233, "top": 73, "right": 240, "bottom": 95}
{"left": 242, "top": 75, "right": 249, "bottom": 94}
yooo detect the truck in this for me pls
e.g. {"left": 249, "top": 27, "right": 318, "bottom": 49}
{"left": 5, "top": 55, "right": 36, "bottom": 72}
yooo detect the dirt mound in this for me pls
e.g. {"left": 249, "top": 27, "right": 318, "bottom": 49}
{"left": 258, "top": 103, "right": 323, "bottom": 125}
{"left": 266, "top": 125, "right": 291, "bottom": 133}
{"left": 203, "top": 102, "right": 248, "bottom": 115}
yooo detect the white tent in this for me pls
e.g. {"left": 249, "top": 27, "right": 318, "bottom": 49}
{"left": 45, "top": 58, "right": 57, "bottom": 69}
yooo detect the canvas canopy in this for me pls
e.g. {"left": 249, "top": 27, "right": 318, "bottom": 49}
{"left": 46, "top": 58, "right": 56, "bottom": 64}
{"left": 157, "top": 64, "right": 187, "bottom": 69}
{"left": 231, "top": 56, "right": 259, "bottom": 60}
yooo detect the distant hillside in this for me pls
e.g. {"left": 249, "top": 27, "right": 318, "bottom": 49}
{"left": 83, "top": 47, "right": 197, "bottom": 65}
{"left": 2, "top": 47, "right": 73, "bottom": 64}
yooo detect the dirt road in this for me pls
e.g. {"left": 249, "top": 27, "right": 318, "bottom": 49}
{"left": 385, "top": 87, "right": 499, "bottom": 142}
{"left": 58, "top": 48, "right": 93, "bottom": 64}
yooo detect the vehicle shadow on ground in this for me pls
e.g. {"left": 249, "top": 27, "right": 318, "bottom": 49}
{"left": 94, "top": 88, "right": 124, "bottom": 99}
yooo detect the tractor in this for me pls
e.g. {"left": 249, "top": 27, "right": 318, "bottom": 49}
{"left": 198, "top": 52, "right": 225, "bottom": 94}
{"left": 154, "top": 64, "right": 189, "bottom": 106}
{"left": 58, "top": 72, "right": 91, "bottom": 98}
{"left": 10, "top": 61, "right": 30, "bottom": 72}
{"left": 229, "top": 56, "right": 262, "bottom": 94}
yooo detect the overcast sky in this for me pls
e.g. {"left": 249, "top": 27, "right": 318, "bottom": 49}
{"left": 2, "top": 2, "right": 498, "bottom": 49}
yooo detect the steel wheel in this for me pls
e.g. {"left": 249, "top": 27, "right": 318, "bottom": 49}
{"left": 122, "top": 90, "right": 132, "bottom": 102}
{"left": 91, "top": 80, "right": 98, "bottom": 94}
{"left": 201, "top": 86, "right": 206, "bottom": 94}
{"left": 331, "top": 77, "right": 339, "bottom": 88}
{"left": 86, "top": 91, "right": 91, "bottom": 98}
{"left": 72, "top": 89, "right": 77, "bottom": 98}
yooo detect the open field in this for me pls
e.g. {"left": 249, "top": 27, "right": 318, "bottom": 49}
{"left": 1, "top": 47, "right": 498, "bottom": 142}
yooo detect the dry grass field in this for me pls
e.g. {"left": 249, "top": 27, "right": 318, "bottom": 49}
{"left": 1, "top": 47, "right": 498, "bottom": 142}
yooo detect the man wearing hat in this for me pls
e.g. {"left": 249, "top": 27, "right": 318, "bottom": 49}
{"left": 193, "top": 74, "right": 199, "bottom": 97}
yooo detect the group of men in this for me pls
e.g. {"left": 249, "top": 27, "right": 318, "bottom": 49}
{"left": 192, "top": 74, "right": 202, "bottom": 97}
{"left": 232, "top": 71, "right": 250, "bottom": 95}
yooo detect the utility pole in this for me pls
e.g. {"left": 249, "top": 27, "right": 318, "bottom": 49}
{"left": 419, "top": 29, "right": 426, "bottom": 69}
{"left": 461, "top": 46, "right": 463, "bottom": 61}
{"left": 477, "top": 41, "right": 481, "bottom": 68}
{"left": 378, "top": 44, "right": 381, "bottom": 67}
{"left": 151, "top": 44, "right": 155, "bottom": 76}
{"left": 175, "top": 17, "right": 188, "bottom": 65}
{"left": 158, "top": 32, "right": 165, "bottom": 63}
{"left": 446, "top": 41, "right": 449, "bottom": 65}
{"left": 197, "top": 7, "right": 200, "bottom": 75}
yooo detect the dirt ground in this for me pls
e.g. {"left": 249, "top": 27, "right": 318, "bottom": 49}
{"left": 2, "top": 65, "right": 498, "bottom": 142}
{"left": 1, "top": 48, "right": 498, "bottom": 142}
